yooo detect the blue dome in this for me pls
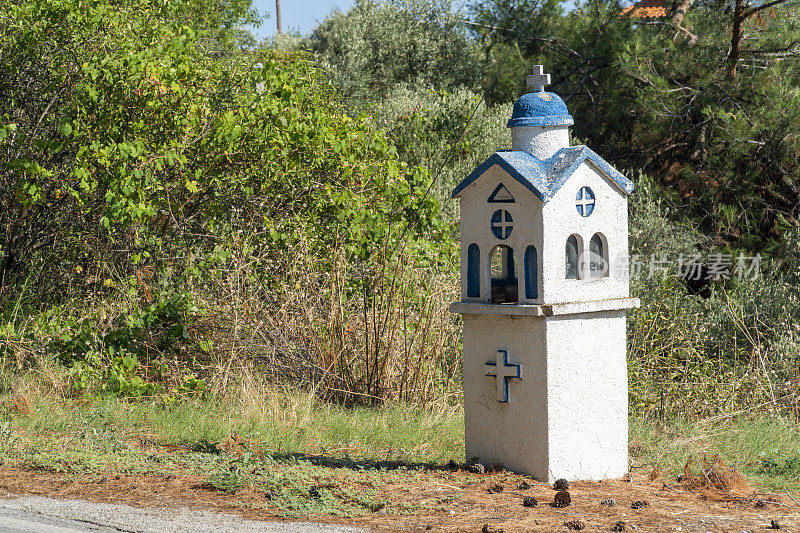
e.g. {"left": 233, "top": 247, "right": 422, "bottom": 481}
{"left": 507, "top": 91, "right": 574, "bottom": 128}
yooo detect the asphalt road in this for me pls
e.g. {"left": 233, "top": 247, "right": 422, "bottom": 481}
{"left": 0, "top": 496, "right": 366, "bottom": 533}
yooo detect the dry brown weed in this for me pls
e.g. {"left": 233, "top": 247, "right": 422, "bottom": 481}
{"left": 682, "top": 454, "right": 752, "bottom": 498}
{"left": 0, "top": 395, "right": 31, "bottom": 416}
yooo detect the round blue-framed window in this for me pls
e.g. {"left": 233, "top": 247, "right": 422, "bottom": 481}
{"left": 575, "top": 187, "right": 595, "bottom": 217}
{"left": 490, "top": 209, "right": 513, "bottom": 239}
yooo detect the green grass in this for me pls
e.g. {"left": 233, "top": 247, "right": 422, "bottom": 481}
{"left": 12, "top": 390, "right": 464, "bottom": 465}
{"left": 2, "top": 387, "right": 800, "bottom": 517}
{"left": 0, "top": 389, "right": 468, "bottom": 518}
{"left": 631, "top": 415, "right": 800, "bottom": 492}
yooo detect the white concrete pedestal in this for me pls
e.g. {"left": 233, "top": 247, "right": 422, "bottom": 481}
{"left": 454, "top": 299, "right": 637, "bottom": 481}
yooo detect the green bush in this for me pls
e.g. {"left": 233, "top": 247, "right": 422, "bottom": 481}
{"left": 627, "top": 176, "right": 800, "bottom": 418}
{"left": 370, "top": 86, "right": 513, "bottom": 219}
{"left": 0, "top": 0, "right": 454, "bottom": 403}
{"left": 307, "top": 0, "right": 481, "bottom": 106}
{"left": 0, "top": 0, "right": 440, "bottom": 299}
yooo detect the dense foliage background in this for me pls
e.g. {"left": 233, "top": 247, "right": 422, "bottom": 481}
{"left": 2, "top": 0, "right": 800, "bottom": 418}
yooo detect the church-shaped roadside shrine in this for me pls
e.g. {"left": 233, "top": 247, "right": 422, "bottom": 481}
{"left": 450, "top": 66, "right": 639, "bottom": 481}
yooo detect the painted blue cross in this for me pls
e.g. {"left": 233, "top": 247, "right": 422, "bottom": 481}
{"left": 484, "top": 349, "right": 522, "bottom": 403}
{"left": 576, "top": 186, "right": 595, "bottom": 217}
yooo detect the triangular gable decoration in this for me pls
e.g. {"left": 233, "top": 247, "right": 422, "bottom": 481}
{"left": 488, "top": 183, "right": 515, "bottom": 203}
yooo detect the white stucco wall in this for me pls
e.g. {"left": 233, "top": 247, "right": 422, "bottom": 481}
{"left": 462, "top": 310, "right": 628, "bottom": 481}
{"left": 463, "top": 313, "right": 549, "bottom": 478}
{"left": 457, "top": 160, "right": 629, "bottom": 306}
{"left": 511, "top": 126, "right": 569, "bottom": 159}
{"left": 457, "top": 165, "right": 544, "bottom": 304}
{"left": 540, "top": 162, "right": 630, "bottom": 304}
{"left": 545, "top": 311, "right": 629, "bottom": 480}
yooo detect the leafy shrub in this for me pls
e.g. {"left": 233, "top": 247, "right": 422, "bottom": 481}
{"left": 627, "top": 176, "right": 800, "bottom": 418}
{"left": 759, "top": 454, "right": 800, "bottom": 479}
{"left": 0, "top": 0, "right": 457, "bottom": 404}
{"left": 206, "top": 467, "right": 246, "bottom": 493}
{"left": 307, "top": 0, "right": 481, "bottom": 105}
{"left": 370, "top": 86, "right": 512, "bottom": 219}
{"left": 0, "top": 0, "right": 440, "bottom": 300}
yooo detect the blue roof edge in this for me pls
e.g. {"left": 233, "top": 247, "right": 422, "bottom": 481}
{"left": 506, "top": 115, "right": 574, "bottom": 128}
{"left": 451, "top": 152, "right": 548, "bottom": 201}
{"left": 576, "top": 147, "right": 635, "bottom": 195}
{"left": 451, "top": 147, "right": 634, "bottom": 201}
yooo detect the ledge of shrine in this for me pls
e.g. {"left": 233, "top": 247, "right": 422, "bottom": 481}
{"left": 450, "top": 297, "right": 640, "bottom": 317}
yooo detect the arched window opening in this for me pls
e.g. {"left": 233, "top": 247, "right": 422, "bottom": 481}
{"left": 565, "top": 235, "right": 581, "bottom": 280}
{"left": 524, "top": 246, "right": 538, "bottom": 299}
{"left": 490, "top": 245, "right": 518, "bottom": 303}
{"left": 589, "top": 233, "right": 608, "bottom": 278}
{"left": 467, "top": 243, "right": 480, "bottom": 298}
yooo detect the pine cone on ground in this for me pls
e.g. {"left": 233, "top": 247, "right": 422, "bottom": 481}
{"left": 553, "top": 490, "right": 571, "bottom": 508}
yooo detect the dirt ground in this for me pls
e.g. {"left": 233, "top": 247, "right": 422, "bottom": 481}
{"left": 1, "top": 465, "right": 798, "bottom": 532}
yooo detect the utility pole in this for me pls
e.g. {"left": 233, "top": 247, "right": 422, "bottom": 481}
{"left": 275, "top": 0, "right": 282, "bottom": 35}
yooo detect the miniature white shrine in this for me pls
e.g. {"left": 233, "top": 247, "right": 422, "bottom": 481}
{"left": 450, "top": 66, "right": 639, "bottom": 481}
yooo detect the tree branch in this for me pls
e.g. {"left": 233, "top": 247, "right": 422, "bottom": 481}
{"left": 743, "top": 0, "right": 793, "bottom": 18}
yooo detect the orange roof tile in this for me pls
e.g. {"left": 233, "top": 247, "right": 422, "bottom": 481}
{"left": 621, "top": 0, "right": 669, "bottom": 18}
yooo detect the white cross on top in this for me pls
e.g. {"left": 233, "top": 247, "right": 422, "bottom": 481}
{"left": 526, "top": 65, "right": 551, "bottom": 93}
{"left": 484, "top": 350, "right": 522, "bottom": 403}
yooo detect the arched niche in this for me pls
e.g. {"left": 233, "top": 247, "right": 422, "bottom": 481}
{"left": 524, "top": 245, "right": 538, "bottom": 299}
{"left": 565, "top": 234, "right": 583, "bottom": 280}
{"left": 489, "top": 244, "right": 518, "bottom": 303}
{"left": 589, "top": 233, "right": 609, "bottom": 278}
{"left": 467, "top": 243, "right": 480, "bottom": 297}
